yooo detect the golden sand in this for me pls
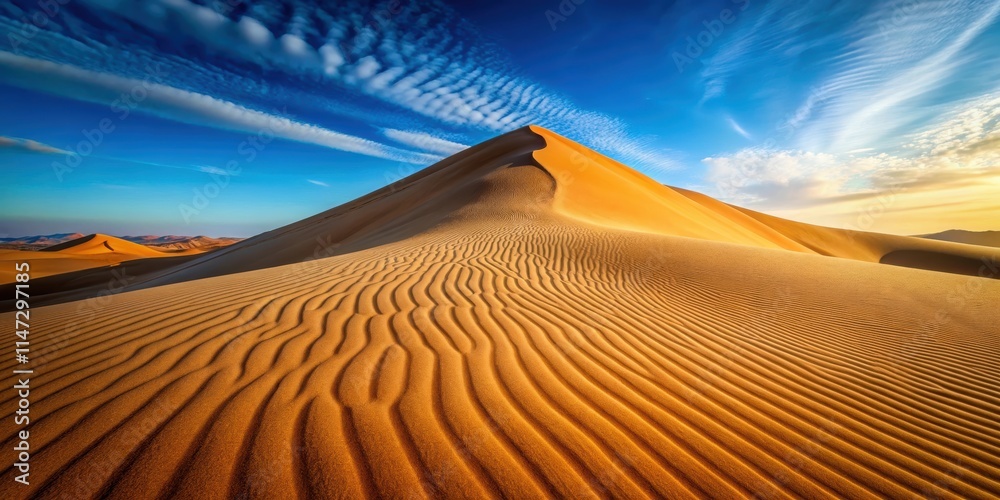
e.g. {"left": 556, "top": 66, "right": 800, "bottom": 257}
{"left": 1, "top": 127, "right": 997, "bottom": 499}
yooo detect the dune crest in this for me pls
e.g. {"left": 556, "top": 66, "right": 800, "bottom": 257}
{"left": 1, "top": 127, "right": 999, "bottom": 499}
{"left": 110, "top": 126, "right": 998, "bottom": 293}
{"left": 921, "top": 230, "right": 1000, "bottom": 249}
{"left": 0, "top": 234, "right": 180, "bottom": 285}
{"left": 41, "top": 233, "right": 166, "bottom": 257}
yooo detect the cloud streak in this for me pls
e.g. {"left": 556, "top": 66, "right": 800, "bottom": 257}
{"left": 726, "top": 116, "right": 752, "bottom": 139}
{"left": 700, "top": 0, "right": 1000, "bottom": 155}
{"left": 704, "top": 92, "right": 1000, "bottom": 231}
{"left": 0, "top": 135, "right": 68, "bottom": 154}
{"left": 382, "top": 129, "right": 469, "bottom": 156}
{"left": 2, "top": 0, "right": 676, "bottom": 171}
{"left": 796, "top": 0, "right": 1000, "bottom": 153}
{"left": 0, "top": 51, "right": 439, "bottom": 164}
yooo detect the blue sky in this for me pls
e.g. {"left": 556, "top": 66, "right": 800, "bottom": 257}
{"left": 1, "top": 0, "right": 999, "bottom": 237}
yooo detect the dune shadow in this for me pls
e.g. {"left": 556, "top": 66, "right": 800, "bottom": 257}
{"left": 0, "top": 254, "right": 202, "bottom": 312}
{"left": 880, "top": 250, "right": 998, "bottom": 279}
{"left": 0, "top": 129, "right": 550, "bottom": 312}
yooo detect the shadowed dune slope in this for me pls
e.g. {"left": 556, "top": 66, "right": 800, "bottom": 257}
{"left": 1, "top": 127, "right": 999, "bottom": 499}
{"left": 672, "top": 187, "right": 1000, "bottom": 272}
{"left": 880, "top": 250, "right": 997, "bottom": 278}
{"left": 0, "top": 234, "right": 179, "bottom": 285}
{"left": 41, "top": 234, "right": 166, "bottom": 257}
{"left": 147, "top": 236, "right": 243, "bottom": 251}
{"left": 921, "top": 230, "right": 1000, "bottom": 249}
{"left": 126, "top": 126, "right": 998, "bottom": 291}
{"left": 0, "top": 254, "right": 202, "bottom": 310}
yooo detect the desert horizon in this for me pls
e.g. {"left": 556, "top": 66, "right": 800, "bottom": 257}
{"left": 2, "top": 126, "right": 999, "bottom": 499}
{"left": 3, "top": 1, "right": 1000, "bottom": 499}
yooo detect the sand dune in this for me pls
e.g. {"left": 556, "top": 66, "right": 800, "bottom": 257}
{"left": 0, "top": 234, "right": 180, "bottom": 285}
{"left": 1, "top": 126, "right": 998, "bottom": 499}
{"left": 144, "top": 236, "right": 243, "bottom": 251}
{"left": 0, "top": 234, "right": 227, "bottom": 286}
{"left": 0, "top": 233, "right": 84, "bottom": 251}
{"left": 921, "top": 230, "right": 1000, "bottom": 249}
{"left": 100, "top": 127, "right": 997, "bottom": 293}
{"left": 116, "top": 235, "right": 243, "bottom": 251}
{"left": 41, "top": 234, "right": 167, "bottom": 256}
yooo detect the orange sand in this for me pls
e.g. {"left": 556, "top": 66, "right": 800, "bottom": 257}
{"left": 0, "top": 127, "right": 998, "bottom": 499}
{"left": 0, "top": 234, "right": 193, "bottom": 285}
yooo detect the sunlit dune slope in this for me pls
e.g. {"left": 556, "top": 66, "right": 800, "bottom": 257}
{"left": 921, "top": 230, "right": 1000, "bottom": 249}
{"left": 1, "top": 127, "right": 998, "bottom": 499}
{"left": 41, "top": 233, "right": 167, "bottom": 256}
{"left": 147, "top": 236, "right": 243, "bottom": 251}
{"left": 0, "top": 234, "right": 180, "bottom": 284}
{"left": 116, "top": 126, "right": 998, "bottom": 293}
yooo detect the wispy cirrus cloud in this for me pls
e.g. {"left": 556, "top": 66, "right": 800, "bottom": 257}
{"left": 0, "top": 51, "right": 440, "bottom": 164}
{"left": 0, "top": 0, "right": 676, "bottom": 171}
{"left": 694, "top": 0, "right": 1000, "bottom": 232}
{"left": 307, "top": 179, "right": 330, "bottom": 187}
{"left": 0, "top": 135, "right": 67, "bottom": 154}
{"left": 795, "top": 0, "right": 1000, "bottom": 153}
{"left": 198, "top": 165, "right": 236, "bottom": 176}
{"left": 381, "top": 129, "right": 469, "bottom": 156}
{"left": 725, "top": 116, "right": 751, "bottom": 139}
{"left": 699, "top": 0, "right": 838, "bottom": 104}
{"left": 704, "top": 93, "right": 1000, "bottom": 233}
{"left": 700, "top": 0, "right": 1000, "bottom": 153}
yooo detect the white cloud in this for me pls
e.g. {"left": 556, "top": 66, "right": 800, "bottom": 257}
{"left": 0, "top": 51, "right": 439, "bottom": 164}
{"left": 726, "top": 116, "right": 752, "bottom": 139}
{"left": 67, "top": 0, "right": 676, "bottom": 171}
{"left": 198, "top": 165, "right": 232, "bottom": 176}
{"left": 0, "top": 135, "right": 68, "bottom": 154}
{"left": 705, "top": 92, "right": 1000, "bottom": 210}
{"left": 307, "top": 179, "right": 330, "bottom": 187}
{"left": 699, "top": 0, "right": 818, "bottom": 103}
{"left": 382, "top": 129, "right": 469, "bottom": 156}
{"left": 701, "top": 0, "right": 1000, "bottom": 157}
{"left": 907, "top": 93, "right": 1000, "bottom": 158}
{"left": 704, "top": 148, "right": 845, "bottom": 206}
{"left": 794, "top": 0, "right": 1000, "bottom": 153}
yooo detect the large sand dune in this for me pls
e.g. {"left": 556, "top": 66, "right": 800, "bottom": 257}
{"left": 40, "top": 234, "right": 166, "bottom": 256}
{"left": 921, "top": 230, "right": 1000, "bottom": 249}
{"left": 1, "top": 126, "right": 998, "bottom": 499}
{"left": 0, "top": 234, "right": 185, "bottom": 285}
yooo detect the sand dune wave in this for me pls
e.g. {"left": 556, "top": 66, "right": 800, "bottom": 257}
{"left": 1, "top": 127, "right": 998, "bottom": 499}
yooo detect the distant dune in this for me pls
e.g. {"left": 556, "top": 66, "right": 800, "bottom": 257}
{"left": 0, "top": 234, "right": 172, "bottom": 284}
{"left": 0, "top": 232, "right": 84, "bottom": 245}
{"left": 40, "top": 233, "right": 168, "bottom": 256}
{"left": 119, "top": 235, "right": 191, "bottom": 245}
{"left": 1, "top": 126, "right": 998, "bottom": 499}
{"left": 0, "top": 233, "right": 84, "bottom": 250}
{"left": 0, "top": 234, "right": 166, "bottom": 284}
{"left": 920, "top": 229, "right": 1000, "bottom": 248}
{"left": 0, "top": 233, "right": 242, "bottom": 285}
{"left": 0, "top": 233, "right": 242, "bottom": 252}
{"left": 144, "top": 235, "right": 244, "bottom": 251}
